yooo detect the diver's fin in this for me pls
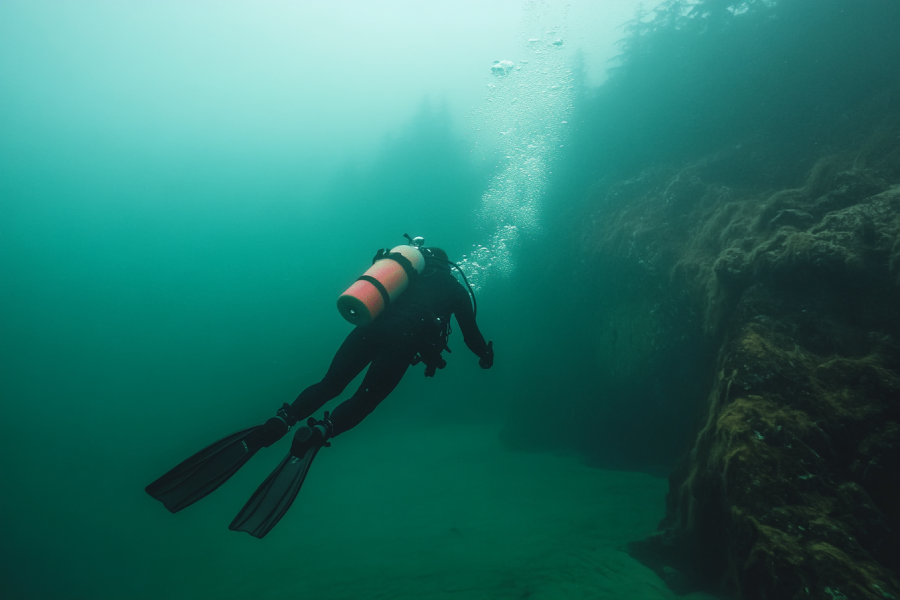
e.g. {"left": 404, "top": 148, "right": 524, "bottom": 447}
{"left": 228, "top": 446, "right": 321, "bottom": 538}
{"left": 229, "top": 421, "right": 329, "bottom": 538}
{"left": 145, "top": 425, "right": 263, "bottom": 513}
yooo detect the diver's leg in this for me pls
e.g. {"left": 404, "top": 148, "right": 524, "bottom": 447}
{"left": 329, "top": 341, "right": 416, "bottom": 436}
{"left": 288, "top": 327, "right": 377, "bottom": 422}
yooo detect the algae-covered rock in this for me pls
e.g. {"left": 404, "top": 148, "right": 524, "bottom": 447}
{"left": 635, "top": 312, "right": 900, "bottom": 596}
{"left": 621, "top": 176, "right": 900, "bottom": 598}
{"left": 525, "top": 0, "right": 900, "bottom": 595}
{"left": 531, "top": 141, "right": 900, "bottom": 597}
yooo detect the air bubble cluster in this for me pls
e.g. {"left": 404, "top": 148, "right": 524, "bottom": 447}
{"left": 491, "top": 60, "right": 515, "bottom": 76}
{"left": 460, "top": 3, "right": 574, "bottom": 292}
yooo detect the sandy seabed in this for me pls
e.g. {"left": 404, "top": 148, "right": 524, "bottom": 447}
{"left": 118, "top": 425, "right": 721, "bottom": 600}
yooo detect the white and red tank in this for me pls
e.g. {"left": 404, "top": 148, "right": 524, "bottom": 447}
{"left": 336, "top": 244, "right": 425, "bottom": 326}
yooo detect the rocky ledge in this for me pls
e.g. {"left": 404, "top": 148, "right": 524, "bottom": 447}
{"left": 620, "top": 163, "right": 900, "bottom": 598}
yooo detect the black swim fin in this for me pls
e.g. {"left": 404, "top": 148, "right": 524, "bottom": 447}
{"left": 146, "top": 425, "right": 266, "bottom": 513}
{"left": 229, "top": 417, "right": 333, "bottom": 539}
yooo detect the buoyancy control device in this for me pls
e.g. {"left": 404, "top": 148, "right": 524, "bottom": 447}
{"left": 336, "top": 234, "right": 479, "bottom": 378}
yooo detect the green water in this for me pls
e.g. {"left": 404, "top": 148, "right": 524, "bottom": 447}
{"left": 0, "top": 2, "right": 688, "bottom": 599}
{"left": 8, "top": 0, "right": 895, "bottom": 597}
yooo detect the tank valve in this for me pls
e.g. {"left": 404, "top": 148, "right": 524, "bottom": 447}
{"left": 403, "top": 233, "right": 425, "bottom": 247}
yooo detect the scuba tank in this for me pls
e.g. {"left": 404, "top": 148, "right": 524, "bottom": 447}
{"left": 337, "top": 234, "right": 480, "bottom": 379}
{"left": 336, "top": 237, "right": 425, "bottom": 326}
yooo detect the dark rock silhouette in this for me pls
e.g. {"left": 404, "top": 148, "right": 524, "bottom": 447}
{"left": 502, "top": 1, "right": 900, "bottom": 596}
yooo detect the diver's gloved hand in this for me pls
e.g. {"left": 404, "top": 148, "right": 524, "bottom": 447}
{"left": 479, "top": 341, "right": 494, "bottom": 369}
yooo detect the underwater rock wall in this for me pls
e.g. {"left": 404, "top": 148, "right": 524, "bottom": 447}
{"left": 501, "top": 186, "right": 715, "bottom": 473}
{"left": 497, "top": 0, "right": 900, "bottom": 595}
{"left": 503, "top": 2, "right": 900, "bottom": 594}
{"left": 573, "top": 150, "right": 900, "bottom": 597}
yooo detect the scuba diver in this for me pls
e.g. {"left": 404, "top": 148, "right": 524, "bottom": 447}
{"left": 145, "top": 236, "right": 493, "bottom": 538}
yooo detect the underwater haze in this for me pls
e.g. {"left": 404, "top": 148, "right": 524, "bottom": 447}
{"left": 9, "top": 0, "right": 897, "bottom": 598}
{"left": 0, "top": 2, "right": 699, "bottom": 600}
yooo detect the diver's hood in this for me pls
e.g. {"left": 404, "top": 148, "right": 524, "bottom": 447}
{"left": 422, "top": 248, "right": 452, "bottom": 271}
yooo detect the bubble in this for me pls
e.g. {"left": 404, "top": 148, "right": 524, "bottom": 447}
{"left": 491, "top": 60, "right": 515, "bottom": 76}
{"left": 462, "top": 4, "right": 574, "bottom": 292}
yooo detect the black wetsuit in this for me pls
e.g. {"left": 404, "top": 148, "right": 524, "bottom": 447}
{"left": 289, "top": 263, "right": 488, "bottom": 436}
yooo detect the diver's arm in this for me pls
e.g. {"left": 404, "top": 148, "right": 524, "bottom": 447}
{"left": 453, "top": 288, "right": 489, "bottom": 359}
